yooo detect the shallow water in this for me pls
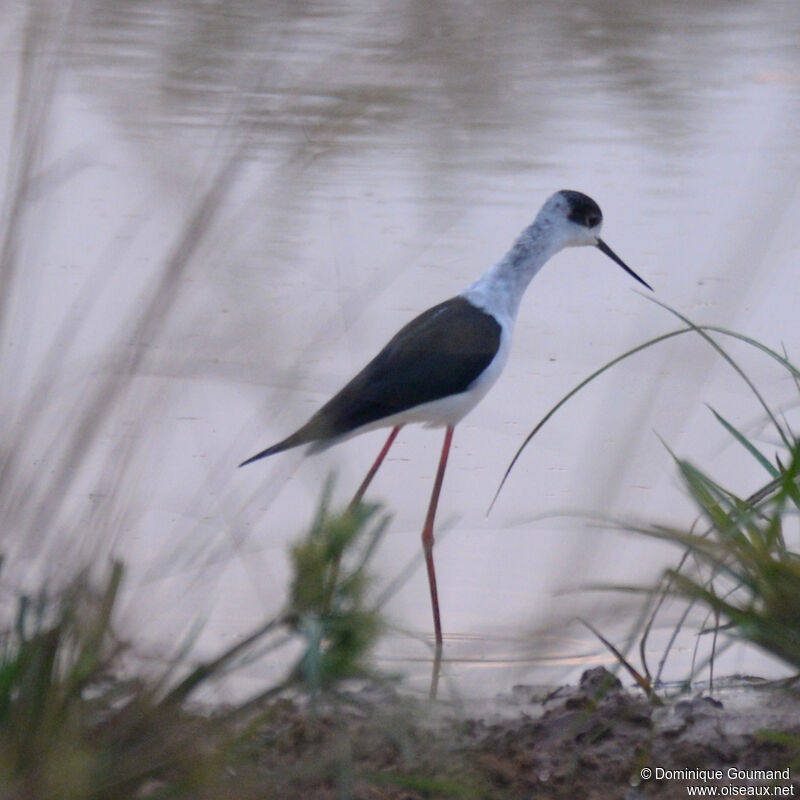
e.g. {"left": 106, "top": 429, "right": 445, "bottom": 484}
{"left": 2, "top": 0, "right": 800, "bottom": 699}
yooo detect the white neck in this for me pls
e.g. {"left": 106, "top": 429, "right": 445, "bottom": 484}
{"left": 460, "top": 216, "right": 564, "bottom": 323}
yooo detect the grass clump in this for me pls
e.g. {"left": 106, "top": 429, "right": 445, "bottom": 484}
{"left": 0, "top": 491, "right": 388, "bottom": 799}
{"left": 495, "top": 298, "right": 800, "bottom": 686}
{"left": 0, "top": 561, "right": 226, "bottom": 799}
{"left": 634, "top": 309, "right": 800, "bottom": 679}
{"left": 637, "top": 428, "right": 800, "bottom": 675}
{"left": 288, "top": 489, "right": 385, "bottom": 690}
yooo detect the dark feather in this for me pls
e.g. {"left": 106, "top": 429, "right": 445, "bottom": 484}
{"left": 239, "top": 296, "right": 501, "bottom": 466}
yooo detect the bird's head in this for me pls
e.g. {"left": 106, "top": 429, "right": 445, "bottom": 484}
{"left": 539, "top": 190, "right": 653, "bottom": 290}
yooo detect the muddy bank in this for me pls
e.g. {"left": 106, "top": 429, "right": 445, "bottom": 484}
{"left": 238, "top": 668, "right": 800, "bottom": 799}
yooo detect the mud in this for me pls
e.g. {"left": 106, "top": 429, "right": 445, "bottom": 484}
{"left": 240, "top": 668, "right": 800, "bottom": 799}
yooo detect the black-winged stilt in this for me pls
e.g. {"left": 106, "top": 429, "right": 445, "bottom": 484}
{"left": 241, "top": 190, "right": 652, "bottom": 647}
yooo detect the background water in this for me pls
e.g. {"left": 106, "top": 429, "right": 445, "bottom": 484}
{"left": 2, "top": 0, "right": 799, "bottom": 699}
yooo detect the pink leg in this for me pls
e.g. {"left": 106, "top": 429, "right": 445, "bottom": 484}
{"left": 422, "top": 425, "right": 454, "bottom": 647}
{"left": 347, "top": 425, "right": 402, "bottom": 512}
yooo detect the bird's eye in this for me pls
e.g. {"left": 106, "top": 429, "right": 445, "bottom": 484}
{"left": 586, "top": 213, "right": 600, "bottom": 228}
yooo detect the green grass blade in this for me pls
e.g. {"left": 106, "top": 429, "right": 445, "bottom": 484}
{"left": 708, "top": 406, "right": 779, "bottom": 478}
{"left": 641, "top": 295, "right": 792, "bottom": 449}
{"left": 492, "top": 310, "right": 800, "bottom": 511}
{"left": 705, "top": 327, "right": 800, "bottom": 381}
{"left": 488, "top": 325, "right": 694, "bottom": 512}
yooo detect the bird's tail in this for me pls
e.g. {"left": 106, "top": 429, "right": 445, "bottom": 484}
{"left": 239, "top": 404, "right": 350, "bottom": 467}
{"left": 238, "top": 431, "right": 309, "bottom": 467}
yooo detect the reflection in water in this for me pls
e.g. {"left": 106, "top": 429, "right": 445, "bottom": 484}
{"left": 70, "top": 0, "right": 800, "bottom": 192}
{"left": 2, "top": 0, "right": 800, "bottom": 699}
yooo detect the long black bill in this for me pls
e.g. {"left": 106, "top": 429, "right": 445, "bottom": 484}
{"left": 596, "top": 238, "right": 653, "bottom": 291}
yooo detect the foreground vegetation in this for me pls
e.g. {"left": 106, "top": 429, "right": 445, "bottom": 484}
{"left": 495, "top": 301, "right": 800, "bottom": 693}
{"left": 0, "top": 497, "right": 396, "bottom": 799}
{"left": 1, "top": 540, "right": 798, "bottom": 800}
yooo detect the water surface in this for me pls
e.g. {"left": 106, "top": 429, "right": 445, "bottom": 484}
{"left": 2, "top": 0, "right": 799, "bottom": 698}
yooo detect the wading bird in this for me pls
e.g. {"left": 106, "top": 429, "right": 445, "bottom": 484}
{"left": 241, "top": 190, "right": 652, "bottom": 647}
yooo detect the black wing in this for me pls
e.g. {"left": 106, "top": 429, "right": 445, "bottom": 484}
{"left": 240, "top": 296, "right": 501, "bottom": 465}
